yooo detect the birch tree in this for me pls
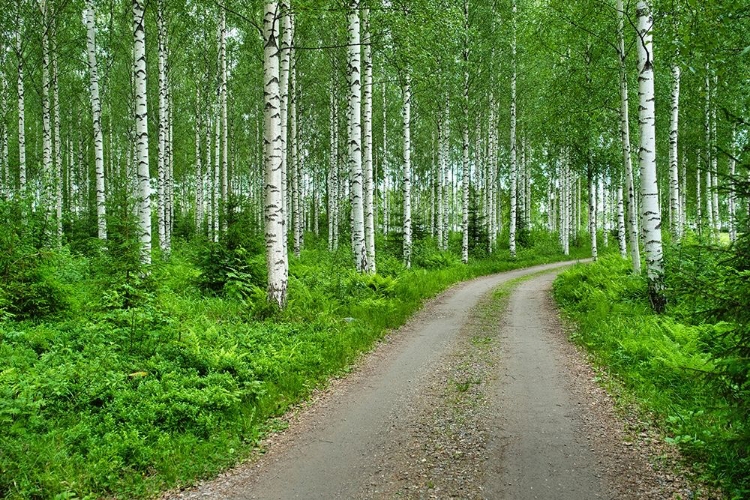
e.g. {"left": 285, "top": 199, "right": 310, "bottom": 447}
{"left": 362, "top": 7, "right": 376, "bottom": 273}
{"left": 85, "top": 0, "right": 106, "bottom": 240}
{"left": 133, "top": 0, "right": 152, "bottom": 265}
{"left": 617, "top": 0, "right": 640, "bottom": 273}
{"left": 16, "top": 21, "right": 26, "bottom": 198}
{"left": 157, "top": 0, "right": 169, "bottom": 255}
{"left": 263, "top": 2, "right": 287, "bottom": 308}
{"left": 508, "top": 0, "right": 518, "bottom": 259}
{"left": 402, "top": 74, "right": 412, "bottom": 269}
{"left": 636, "top": 0, "right": 665, "bottom": 311}
{"left": 348, "top": 0, "right": 367, "bottom": 272}
{"left": 461, "top": 0, "right": 470, "bottom": 264}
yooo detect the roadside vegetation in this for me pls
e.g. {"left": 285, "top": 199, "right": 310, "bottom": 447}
{"left": 0, "top": 203, "right": 591, "bottom": 499}
{"left": 554, "top": 233, "right": 749, "bottom": 499}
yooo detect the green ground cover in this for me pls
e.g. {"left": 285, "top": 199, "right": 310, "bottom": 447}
{"left": 554, "top": 245, "right": 749, "bottom": 499}
{"left": 0, "top": 223, "right": 590, "bottom": 499}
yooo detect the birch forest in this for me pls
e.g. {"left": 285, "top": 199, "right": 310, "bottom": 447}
{"left": 0, "top": 0, "right": 748, "bottom": 498}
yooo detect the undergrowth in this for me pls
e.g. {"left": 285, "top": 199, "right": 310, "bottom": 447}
{"left": 0, "top": 224, "right": 590, "bottom": 499}
{"left": 554, "top": 251, "right": 749, "bottom": 499}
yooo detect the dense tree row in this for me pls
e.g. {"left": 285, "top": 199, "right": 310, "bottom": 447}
{"left": 0, "top": 0, "right": 747, "bottom": 310}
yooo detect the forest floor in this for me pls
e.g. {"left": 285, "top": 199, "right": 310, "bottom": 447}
{"left": 161, "top": 261, "right": 705, "bottom": 500}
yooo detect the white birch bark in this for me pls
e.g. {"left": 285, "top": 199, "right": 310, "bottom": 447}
{"left": 402, "top": 75, "right": 412, "bottom": 269}
{"left": 213, "top": 103, "right": 220, "bottom": 242}
{"left": 0, "top": 72, "right": 7, "bottom": 198}
{"left": 133, "top": 0, "right": 152, "bottom": 265}
{"left": 16, "top": 23, "right": 26, "bottom": 197}
{"left": 220, "top": 7, "right": 228, "bottom": 235}
{"left": 509, "top": 0, "right": 518, "bottom": 258}
{"left": 52, "top": 19, "right": 62, "bottom": 246}
{"left": 382, "top": 83, "right": 389, "bottom": 237}
{"left": 696, "top": 149, "right": 702, "bottom": 231}
{"left": 348, "top": 1, "right": 366, "bottom": 272}
{"left": 86, "top": 0, "right": 107, "bottom": 240}
{"left": 669, "top": 58, "right": 681, "bottom": 239}
{"left": 461, "top": 0, "right": 470, "bottom": 263}
{"left": 437, "top": 112, "right": 445, "bottom": 250}
{"left": 279, "top": 1, "right": 291, "bottom": 258}
{"left": 157, "top": 0, "right": 168, "bottom": 253}
{"left": 617, "top": 0, "right": 640, "bottom": 273}
{"left": 704, "top": 69, "right": 712, "bottom": 237}
{"left": 442, "top": 96, "right": 450, "bottom": 250}
{"left": 589, "top": 171, "right": 598, "bottom": 261}
{"left": 263, "top": 2, "right": 287, "bottom": 308}
{"left": 328, "top": 90, "right": 339, "bottom": 251}
{"left": 362, "top": 8, "right": 375, "bottom": 273}
{"left": 617, "top": 175, "right": 627, "bottom": 257}
{"left": 205, "top": 114, "right": 213, "bottom": 239}
{"left": 728, "top": 125, "right": 737, "bottom": 243}
{"left": 636, "top": 0, "right": 665, "bottom": 310}
{"left": 291, "top": 58, "right": 301, "bottom": 258}
{"left": 602, "top": 174, "right": 609, "bottom": 248}
{"left": 195, "top": 88, "right": 203, "bottom": 232}
{"left": 711, "top": 74, "right": 719, "bottom": 236}
{"left": 41, "top": 1, "right": 53, "bottom": 225}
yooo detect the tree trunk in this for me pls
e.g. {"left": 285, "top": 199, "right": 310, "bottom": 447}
{"left": 402, "top": 75, "right": 412, "bottom": 269}
{"left": 669, "top": 59, "right": 681, "bottom": 240}
{"left": 636, "top": 0, "right": 665, "bottom": 311}
{"left": 133, "top": 0, "right": 152, "bottom": 265}
{"left": 52, "top": 18, "right": 62, "bottom": 246}
{"left": 157, "top": 0, "right": 168, "bottom": 255}
{"left": 220, "top": 7, "right": 228, "bottom": 236}
{"left": 711, "top": 74, "right": 719, "bottom": 237}
{"left": 16, "top": 23, "right": 27, "bottom": 198}
{"left": 263, "top": 2, "right": 287, "bottom": 308}
{"left": 348, "top": 1, "right": 366, "bottom": 272}
{"left": 509, "top": 0, "right": 518, "bottom": 258}
{"left": 728, "top": 125, "right": 737, "bottom": 243}
{"left": 588, "top": 170, "right": 598, "bottom": 261}
{"left": 362, "top": 8, "right": 375, "bottom": 273}
{"left": 279, "top": 1, "right": 291, "bottom": 260}
{"left": 195, "top": 87, "right": 203, "bottom": 232}
{"left": 461, "top": 0, "right": 470, "bottom": 264}
{"left": 328, "top": 90, "right": 339, "bottom": 251}
{"left": 41, "top": 1, "right": 53, "bottom": 231}
{"left": 617, "top": 0, "right": 640, "bottom": 273}
{"left": 617, "top": 175, "right": 627, "bottom": 257}
{"left": 86, "top": 0, "right": 107, "bottom": 240}
{"left": 291, "top": 55, "right": 301, "bottom": 258}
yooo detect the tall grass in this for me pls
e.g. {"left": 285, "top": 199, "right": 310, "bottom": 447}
{"left": 554, "top": 255, "right": 748, "bottom": 499}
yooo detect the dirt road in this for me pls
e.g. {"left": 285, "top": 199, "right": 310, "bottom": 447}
{"left": 165, "top": 261, "right": 697, "bottom": 500}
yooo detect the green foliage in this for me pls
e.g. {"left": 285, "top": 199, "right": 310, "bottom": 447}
{"left": 555, "top": 255, "right": 749, "bottom": 498}
{"left": 0, "top": 228, "right": 589, "bottom": 499}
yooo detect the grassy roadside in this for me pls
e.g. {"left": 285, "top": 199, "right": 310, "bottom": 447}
{"left": 0, "top": 235, "right": 589, "bottom": 499}
{"left": 553, "top": 255, "right": 748, "bottom": 499}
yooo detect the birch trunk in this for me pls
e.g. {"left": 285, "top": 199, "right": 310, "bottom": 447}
{"left": 442, "top": 97, "right": 450, "bottom": 250}
{"left": 220, "top": 7, "right": 228, "bottom": 235}
{"left": 157, "top": 0, "right": 168, "bottom": 254}
{"left": 728, "top": 125, "right": 737, "bottom": 243}
{"left": 134, "top": 0, "right": 151, "bottom": 265}
{"left": 509, "top": 0, "right": 518, "bottom": 258}
{"left": 86, "top": 0, "right": 107, "bottom": 240}
{"left": 696, "top": 150, "right": 702, "bottom": 232}
{"left": 382, "top": 83, "right": 389, "bottom": 237}
{"left": 16, "top": 24, "right": 26, "bottom": 197}
{"left": 263, "top": 2, "right": 287, "bottom": 308}
{"left": 437, "top": 113, "right": 445, "bottom": 251}
{"left": 279, "top": 1, "right": 291, "bottom": 258}
{"left": 213, "top": 103, "right": 220, "bottom": 242}
{"left": 41, "top": 1, "right": 53, "bottom": 227}
{"left": 461, "top": 0, "right": 470, "bottom": 264}
{"left": 0, "top": 74, "right": 7, "bottom": 198}
{"left": 291, "top": 59, "right": 301, "bottom": 258}
{"left": 195, "top": 89, "right": 203, "bottom": 232}
{"left": 617, "top": 0, "right": 640, "bottom": 273}
{"left": 711, "top": 74, "right": 719, "bottom": 236}
{"left": 402, "top": 75, "right": 412, "bottom": 269}
{"left": 617, "top": 176, "right": 627, "bottom": 257}
{"left": 704, "top": 69, "right": 712, "bottom": 237}
{"left": 588, "top": 171, "right": 598, "bottom": 261}
{"left": 636, "top": 0, "right": 665, "bottom": 311}
{"left": 362, "top": 8, "right": 375, "bottom": 273}
{"left": 348, "top": 1, "right": 366, "bottom": 272}
{"left": 328, "top": 90, "right": 339, "bottom": 251}
{"left": 669, "top": 59, "right": 681, "bottom": 239}
{"left": 52, "top": 19, "right": 62, "bottom": 246}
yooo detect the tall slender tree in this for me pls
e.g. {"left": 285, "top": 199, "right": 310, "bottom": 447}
{"left": 636, "top": 0, "right": 665, "bottom": 311}
{"left": 133, "top": 0, "right": 152, "bottom": 265}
